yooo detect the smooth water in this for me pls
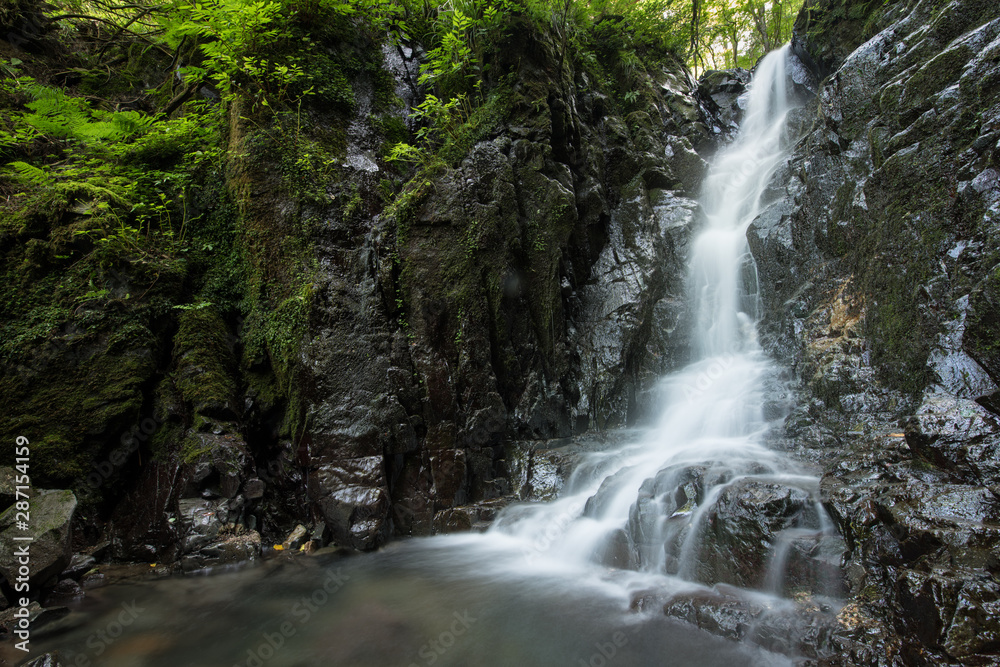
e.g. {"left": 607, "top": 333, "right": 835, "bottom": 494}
{"left": 17, "top": 47, "right": 833, "bottom": 667}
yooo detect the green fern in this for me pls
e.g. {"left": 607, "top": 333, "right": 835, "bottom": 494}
{"left": 21, "top": 84, "right": 154, "bottom": 145}
{"left": 7, "top": 161, "right": 53, "bottom": 186}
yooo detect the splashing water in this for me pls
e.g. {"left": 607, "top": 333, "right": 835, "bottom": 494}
{"left": 26, "top": 47, "right": 840, "bottom": 667}
{"left": 476, "top": 45, "right": 837, "bottom": 598}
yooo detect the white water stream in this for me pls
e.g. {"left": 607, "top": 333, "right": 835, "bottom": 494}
{"left": 26, "top": 47, "right": 839, "bottom": 667}
{"left": 454, "top": 46, "right": 833, "bottom": 597}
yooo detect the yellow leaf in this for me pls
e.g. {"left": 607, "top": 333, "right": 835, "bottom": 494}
{"left": 273, "top": 544, "right": 284, "bottom": 551}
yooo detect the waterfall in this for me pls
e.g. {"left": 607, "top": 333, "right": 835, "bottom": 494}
{"left": 29, "top": 47, "right": 840, "bottom": 667}
{"left": 484, "top": 46, "right": 836, "bottom": 597}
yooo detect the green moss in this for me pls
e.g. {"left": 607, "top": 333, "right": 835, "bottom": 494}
{"left": 437, "top": 88, "right": 511, "bottom": 167}
{"left": 148, "top": 420, "right": 183, "bottom": 462}
{"left": 179, "top": 433, "right": 214, "bottom": 464}
{"left": 0, "top": 339, "right": 156, "bottom": 485}
{"left": 172, "top": 308, "right": 238, "bottom": 413}
{"left": 854, "top": 144, "right": 952, "bottom": 395}
{"left": 902, "top": 44, "right": 973, "bottom": 107}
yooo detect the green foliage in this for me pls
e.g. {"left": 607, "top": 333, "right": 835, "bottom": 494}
{"left": 20, "top": 84, "right": 155, "bottom": 144}
{"left": 157, "top": 0, "right": 400, "bottom": 111}
{"left": 8, "top": 160, "right": 52, "bottom": 185}
{"left": 162, "top": 0, "right": 305, "bottom": 108}
{"left": 692, "top": 0, "right": 804, "bottom": 70}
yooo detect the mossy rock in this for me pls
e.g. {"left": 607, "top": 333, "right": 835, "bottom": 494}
{"left": 0, "top": 339, "right": 157, "bottom": 486}
{"left": 963, "top": 264, "right": 1000, "bottom": 384}
{"left": 0, "top": 488, "right": 76, "bottom": 585}
{"left": 172, "top": 308, "right": 239, "bottom": 419}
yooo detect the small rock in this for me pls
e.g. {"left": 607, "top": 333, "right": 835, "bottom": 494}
{"left": 80, "top": 571, "right": 105, "bottom": 589}
{"left": 310, "top": 521, "right": 327, "bottom": 548}
{"left": 243, "top": 477, "right": 265, "bottom": 499}
{"left": 59, "top": 553, "right": 96, "bottom": 580}
{"left": 45, "top": 579, "right": 84, "bottom": 604}
{"left": 0, "top": 603, "right": 69, "bottom": 637}
{"left": 282, "top": 524, "right": 309, "bottom": 550}
{"left": 19, "top": 652, "right": 68, "bottom": 667}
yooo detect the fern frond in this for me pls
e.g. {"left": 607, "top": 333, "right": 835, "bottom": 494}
{"left": 7, "top": 161, "right": 53, "bottom": 185}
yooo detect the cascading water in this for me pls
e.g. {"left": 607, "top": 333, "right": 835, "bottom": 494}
{"left": 25, "top": 48, "right": 843, "bottom": 667}
{"left": 483, "top": 45, "right": 838, "bottom": 597}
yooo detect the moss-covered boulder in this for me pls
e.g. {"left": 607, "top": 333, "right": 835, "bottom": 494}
{"left": 0, "top": 489, "right": 76, "bottom": 588}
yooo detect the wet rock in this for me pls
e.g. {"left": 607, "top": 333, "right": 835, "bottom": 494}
{"left": 282, "top": 524, "right": 308, "bottom": 550}
{"left": 177, "top": 498, "right": 230, "bottom": 553}
{"left": 0, "top": 489, "right": 76, "bottom": 587}
{"left": 626, "top": 463, "right": 721, "bottom": 568}
{"left": 431, "top": 508, "right": 473, "bottom": 534}
{"left": 80, "top": 571, "right": 105, "bottom": 589}
{"left": 109, "top": 430, "right": 255, "bottom": 563}
{"left": 0, "top": 602, "right": 69, "bottom": 638}
{"left": 184, "top": 431, "right": 253, "bottom": 499}
{"left": 243, "top": 477, "right": 265, "bottom": 500}
{"left": 657, "top": 587, "right": 845, "bottom": 660}
{"left": 595, "top": 528, "right": 632, "bottom": 568}
{"left": 965, "top": 265, "right": 1000, "bottom": 390}
{"left": 109, "top": 461, "right": 184, "bottom": 562}
{"left": 312, "top": 457, "right": 391, "bottom": 550}
{"left": 181, "top": 529, "right": 261, "bottom": 571}
{"left": 693, "top": 479, "right": 821, "bottom": 590}
{"left": 19, "top": 652, "right": 69, "bottom": 667}
{"left": 0, "top": 467, "right": 16, "bottom": 511}
{"left": 698, "top": 68, "right": 751, "bottom": 137}
{"left": 664, "top": 136, "right": 708, "bottom": 193}
{"left": 943, "top": 579, "right": 1000, "bottom": 658}
{"left": 745, "top": 0, "right": 1000, "bottom": 658}
{"left": 929, "top": 296, "right": 998, "bottom": 401}
{"left": 427, "top": 449, "right": 467, "bottom": 509}
{"left": 59, "top": 553, "right": 96, "bottom": 580}
{"left": 310, "top": 521, "right": 327, "bottom": 548}
{"left": 44, "top": 579, "right": 84, "bottom": 604}
{"left": 172, "top": 308, "right": 240, "bottom": 420}
{"left": 904, "top": 392, "right": 1000, "bottom": 484}
{"left": 432, "top": 498, "right": 513, "bottom": 534}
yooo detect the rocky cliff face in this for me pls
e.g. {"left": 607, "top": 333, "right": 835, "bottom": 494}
{"left": 302, "top": 21, "right": 720, "bottom": 547}
{"left": 0, "top": 12, "right": 728, "bottom": 578}
{"left": 745, "top": 0, "right": 1000, "bottom": 662}
{"left": 7, "top": 2, "right": 1000, "bottom": 661}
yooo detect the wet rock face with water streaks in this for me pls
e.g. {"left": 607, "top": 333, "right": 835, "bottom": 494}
{"left": 695, "top": 480, "right": 824, "bottom": 591}
{"left": 745, "top": 0, "right": 1000, "bottom": 662}
{"left": 296, "top": 23, "right": 728, "bottom": 544}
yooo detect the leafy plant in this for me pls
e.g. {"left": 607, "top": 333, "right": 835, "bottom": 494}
{"left": 7, "top": 160, "right": 52, "bottom": 185}
{"left": 19, "top": 84, "right": 154, "bottom": 144}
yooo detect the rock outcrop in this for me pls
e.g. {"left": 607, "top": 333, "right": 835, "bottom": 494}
{"left": 742, "top": 0, "right": 1000, "bottom": 662}
{"left": 299, "top": 20, "right": 717, "bottom": 546}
